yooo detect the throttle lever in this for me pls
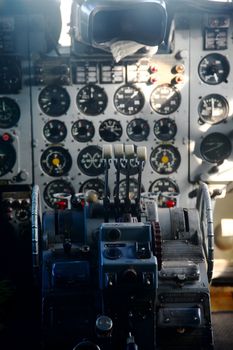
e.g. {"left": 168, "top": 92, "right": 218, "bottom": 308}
{"left": 136, "top": 146, "right": 147, "bottom": 221}
{"left": 102, "top": 144, "right": 112, "bottom": 222}
{"left": 124, "top": 145, "right": 135, "bottom": 213}
{"left": 113, "top": 144, "right": 124, "bottom": 220}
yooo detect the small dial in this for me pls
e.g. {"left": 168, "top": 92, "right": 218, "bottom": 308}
{"left": 0, "top": 57, "right": 21, "bottom": 94}
{"left": 198, "top": 94, "right": 229, "bottom": 124}
{"left": 154, "top": 118, "right": 177, "bottom": 141}
{"left": 76, "top": 84, "right": 107, "bottom": 115}
{"left": 43, "top": 120, "right": 67, "bottom": 143}
{"left": 114, "top": 85, "right": 145, "bottom": 115}
{"left": 198, "top": 53, "right": 230, "bottom": 85}
{"left": 114, "top": 179, "right": 145, "bottom": 201}
{"left": 150, "top": 145, "right": 181, "bottom": 174}
{"left": 126, "top": 118, "right": 150, "bottom": 142}
{"left": 43, "top": 179, "right": 75, "bottom": 208}
{"left": 38, "top": 85, "right": 70, "bottom": 116}
{"left": 149, "top": 178, "right": 180, "bottom": 208}
{"left": 0, "top": 97, "right": 20, "bottom": 128}
{"left": 150, "top": 84, "right": 181, "bottom": 115}
{"left": 99, "top": 119, "right": 122, "bottom": 142}
{"left": 0, "top": 139, "right": 16, "bottom": 177}
{"left": 80, "top": 179, "right": 107, "bottom": 200}
{"left": 40, "top": 146, "right": 72, "bottom": 176}
{"left": 77, "top": 145, "right": 105, "bottom": 176}
{"left": 200, "top": 132, "right": 232, "bottom": 163}
{"left": 71, "top": 120, "right": 95, "bottom": 142}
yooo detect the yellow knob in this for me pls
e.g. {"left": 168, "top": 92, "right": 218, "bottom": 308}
{"left": 161, "top": 155, "right": 169, "bottom": 164}
{"left": 52, "top": 157, "right": 60, "bottom": 166}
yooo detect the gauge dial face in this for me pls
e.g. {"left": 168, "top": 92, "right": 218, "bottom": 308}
{"left": 0, "top": 141, "right": 16, "bottom": 177}
{"left": 40, "top": 146, "right": 72, "bottom": 176}
{"left": 198, "top": 53, "right": 230, "bottom": 85}
{"left": 76, "top": 84, "right": 107, "bottom": 115}
{"left": 150, "top": 84, "right": 181, "bottom": 115}
{"left": 150, "top": 145, "right": 181, "bottom": 174}
{"left": 0, "top": 57, "right": 21, "bottom": 93}
{"left": 154, "top": 118, "right": 177, "bottom": 141}
{"left": 38, "top": 85, "right": 70, "bottom": 116}
{"left": 99, "top": 119, "right": 122, "bottom": 142}
{"left": 126, "top": 118, "right": 150, "bottom": 142}
{"left": 72, "top": 120, "right": 95, "bottom": 142}
{"left": 149, "top": 178, "right": 180, "bottom": 208}
{"left": 43, "top": 179, "right": 75, "bottom": 208}
{"left": 114, "top": 85, "right": 145, "bottom": 115}
{"left": 198, "top": 94, "right": 229, "bottom": 125}
{"left": 0, "top": 97, "right": 20, "bottom": 128}
{"left": 77, "top": 145, "right": 105, "bottom": 176}
{"left": 200, "top": 132, "right": 232, "bottom": 163}
{"left": 43, "top": 120, "right": 67, "bottom": 143}
{"left": 80, "top": 178, "right": 107, "bottom": 200}
{"left": 114, "top": 179, "right": 145, "bottom": 201}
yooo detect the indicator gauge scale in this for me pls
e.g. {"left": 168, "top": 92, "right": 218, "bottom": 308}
{"left": 198, "top": 53, "right": 229, "bottom": 85}
{"left": 38, "top": 85, "right": 70, "bottom": 116}
{"left": 77, "top": 145, "right": 105, "bottom": 176}
{"left": 43, "top": 179, "right": 75, "bottom": 208}
{"left": 43, "top": 120, "right": 67, "bottom": 143}
{"left": 114, "top": 85, "right": 145, "bottom": 115}
{"left": 126, "top": 119, "right": 150, "bottom": 142}
{"left": 0, "top": 138, "right": 17, "bottom": 177}
{"left": 99, "top": 119, "right": 122, "bottom": 142}
{"left": 40, "top": 146, "right": 72, "bottom": 176}
{"left": 200, "top": 132, "right": 232, "bottom": 163}
{"left": 76, "top": 84, "right": 107, "bottom": 116}
{"left": 198, "top": 94, "right": 229, "bottom": 124}
{"left": 80, "top": 178, "right": 107, "bottom": 200}
{"left": 150, "top": 84, "right": 181, "bottom": 115}
{"left": 149, "top": 178, "right": 180, "bottom": 208}
{"left": 71, "top": 120, "right": 95, "bottom": 142}
{"left": 114, "top": 179, "right": 145, "bottom": 201}
{"left": 0, "top": 97, "right": 20, "bottom": 128}
{"left": 150, "top": 144, "right": 181, "bottom": 174}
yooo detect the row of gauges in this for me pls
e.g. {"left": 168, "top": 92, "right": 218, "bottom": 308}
{"left": 38, "top": 83, "right": 181, "bottom": 117}
{"left": 43, "top": 118, "right": 177, "bottom": 143}
{"left": 43, "top": 177, "right": 180, "bottom": 209}
{"left": 40, "top": 144, "right": 181, "bottom": 177}
{"left": 0, "top": 92, "right": 229, "bottom": 130}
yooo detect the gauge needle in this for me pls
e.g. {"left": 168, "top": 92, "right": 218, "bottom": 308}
{"left": 213, "top": 73, "right": 219, "bottom": 82}
{"left": 205, "top": 142, "right": 224, "bottom": 153}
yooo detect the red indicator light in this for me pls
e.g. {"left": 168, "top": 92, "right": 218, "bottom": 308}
{"left": 166, "top": 200, "right": 176, "bottom": 208}
{"left": 2, "top": 133, "right": 11, "bottom": 142}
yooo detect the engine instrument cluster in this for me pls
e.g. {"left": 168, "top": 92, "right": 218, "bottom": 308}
{"left": 0, "top": 8, "right": 233, "bottom": 210}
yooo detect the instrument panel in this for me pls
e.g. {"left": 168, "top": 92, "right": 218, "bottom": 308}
{"left": 0, "top": 9, "right": 233, "bottom": 212}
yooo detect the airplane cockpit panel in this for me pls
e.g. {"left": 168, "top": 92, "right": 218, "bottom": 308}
{"left": 0, "top": 1, "right": 233, "bottom": 349}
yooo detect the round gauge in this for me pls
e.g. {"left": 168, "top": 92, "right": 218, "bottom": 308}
{"left": 43, "top": 120, "right": 67, "bottom": 143}
{"left": 114, "top": 179, "right": 145, "bottom": 201}
{"left": 150, "top": 84, "right": 181, "bottom": 115}
{"left": 0, "top": 97, "right": 20, "bottom": 128}
{"left": 154, "top": 118, "right": 177, "bottom": 141}
{"left": 38, "top": 85, "right": 70, "bottom": 116}
{"left": 80, "top": 179, "right": 107, "bottom": 200}
{"left": 71, "top": 120, "right": 95, "bottom": 142}
{"left": 40, "top": 146, "right": 72, "bottom": 176}
{"left": 114, "top": 85, "right": 145, "bottom": 115}
{"left": 77, "top": 145, "right": 105, "bottom": 176}
{"left": 0, "top": 140, "right": 16, "bottom": 177}
{"left": 198, "top": 94, "right": 229, "bottom": 125}
{"left": 200, "top": 132, "right": 232, "bottom": 163}
{"left": 0, "top": 57, "right": 21, "bottom": 93}
{"left": 150, "top": 145, "right": 181, "bottom": 174}
{"left": 126, "top": 118, "right": 150, "bottom": 142}
{"left": 99, "top": 119, "right": 122, "bottom": 142}
{"left": 43, "top": 179, "right": 75, "bottom": 208}
{"left": 198, "top": 53, "right": 230, "bottom": 85}
{"left": 149, "top": 178, "right": 180, "bottom": 208}
{"left": 76, "top": 84, "right": 107, "bottom": 116}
